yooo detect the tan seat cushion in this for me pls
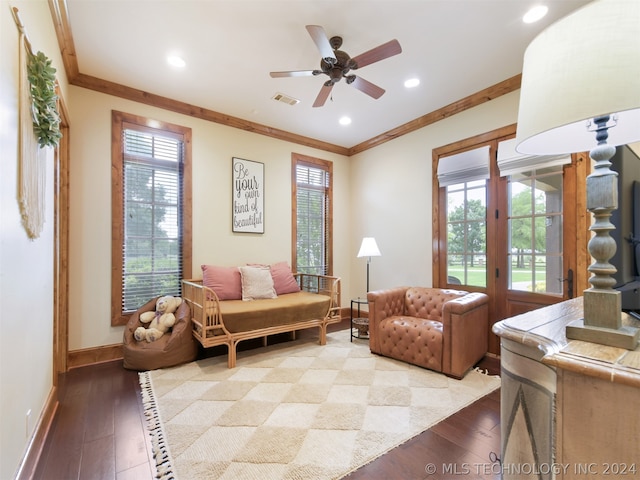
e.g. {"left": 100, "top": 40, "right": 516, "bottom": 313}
{"left": 218, "top": 291, "right": 331, "bottom": 333}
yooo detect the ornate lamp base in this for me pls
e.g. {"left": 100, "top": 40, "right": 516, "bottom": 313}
{"left": 567, "top": 116, "right": 639, "bottom": 350}
{"left": 567, "top": 290, "right": 639, "bottom": 349}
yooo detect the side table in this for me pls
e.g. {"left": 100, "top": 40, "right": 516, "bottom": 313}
{"left": 350, "top": 298, "right": 369, "bottom": 341}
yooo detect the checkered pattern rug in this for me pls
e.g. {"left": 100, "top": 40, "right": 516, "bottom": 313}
{"left": 140, "top": 331, "right": 500, "bottom": 480}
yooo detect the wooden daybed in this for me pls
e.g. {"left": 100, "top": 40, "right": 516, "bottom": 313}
{"left": 181, "top": 273, "right": 342, "bottom": 367}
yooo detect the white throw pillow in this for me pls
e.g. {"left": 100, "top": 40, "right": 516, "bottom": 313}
{"left": 239, "top": 266, "right": 277, "bottom": 301}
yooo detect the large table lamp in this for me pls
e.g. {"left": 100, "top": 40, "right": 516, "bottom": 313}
{"left": 515, "top": 0, "right": 640, "bottom": 349}
{"left": 357, "top": 237, "right": 381, "bottom": 292}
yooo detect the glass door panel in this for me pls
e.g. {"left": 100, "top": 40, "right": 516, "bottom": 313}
{"left": 446, "top": 180, "right": 487, "bottom": 287}
{"left": 507, "top": 166, "right": 564, "bottom": 295}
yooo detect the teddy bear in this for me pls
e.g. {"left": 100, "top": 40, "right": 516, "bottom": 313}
{"left": 134, "top": 295, "right": 183, "bottom": 343}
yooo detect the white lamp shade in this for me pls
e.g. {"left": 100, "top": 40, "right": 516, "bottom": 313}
{"left": 357, "top": 237, "right": 381, "bottom": 257}
{"left": 515, "top": 0, "right": 640, "bottom": 155}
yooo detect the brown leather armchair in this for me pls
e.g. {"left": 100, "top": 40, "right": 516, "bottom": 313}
{"left": 367, "top": 286, "right": 489, "bottom": 379}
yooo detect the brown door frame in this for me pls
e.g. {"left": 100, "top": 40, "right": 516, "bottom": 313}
{"left": 432, "top": 125, "right": 589, "bottom": 354}
{"left": 53, "top": 87, "right": 70, "bottom": 377}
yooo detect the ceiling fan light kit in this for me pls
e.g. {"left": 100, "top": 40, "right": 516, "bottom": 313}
{"left": 270, "top": 25, "right": 402, "bottom": 108}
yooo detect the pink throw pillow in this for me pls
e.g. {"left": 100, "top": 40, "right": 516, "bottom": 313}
{"left": 201, "top": 265, "right": 242, "bottom": 300}
{"left": 270, "top": 262, "right": 301, "bottom": 295}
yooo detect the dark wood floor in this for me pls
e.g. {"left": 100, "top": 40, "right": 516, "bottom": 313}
{"left": 34, "top": 323, "right": 501, "bottom": 480}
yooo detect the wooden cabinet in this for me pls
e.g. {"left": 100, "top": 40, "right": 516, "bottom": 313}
{"left": 493, "top": 297, "right": 640, "bottom": 479}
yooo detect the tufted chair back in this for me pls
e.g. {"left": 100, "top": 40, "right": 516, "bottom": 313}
{"left": 404, "top": 287, "right": 469, "bottom": 321}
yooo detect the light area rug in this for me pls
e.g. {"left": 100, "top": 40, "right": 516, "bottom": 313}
{"left": 139, "top": 332, "right": 500, "bottom": 480}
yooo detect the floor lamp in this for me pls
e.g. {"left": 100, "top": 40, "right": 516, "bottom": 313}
{"left": 515, "top": 0, "right": 640, "bottom": 349}
{"left": 357, "top": 237, "right": 381, "bottom": 293}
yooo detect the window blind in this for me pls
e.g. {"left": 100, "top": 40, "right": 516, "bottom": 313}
{"left": 296, "top": 164, "right": 330, "bottom": 276}
{"left": 437, "top": 146, "right": 491, "bottom": 187}
{"left": 497, "top": 138, "right": 571, "bottom": 177}
{"left": 122, "top": 129, "right": 183, "bottom": 311}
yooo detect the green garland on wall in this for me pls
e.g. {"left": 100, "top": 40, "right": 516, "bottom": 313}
{"left": 27, "top": 51, "right": 61, "bottom": 148}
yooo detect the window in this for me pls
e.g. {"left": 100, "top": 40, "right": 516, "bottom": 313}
{"left": 291, "top": 153, "right": 333, "bottom": 276}
{"left": 438, "top": 146, "right": 491, "bottom": 287}
{"left": 111, "top": 111, "right": 192, "bottom": 326}
{"left": 507, "top": 166, "right": 564, "bottom": 294}
{"left": 433, "top": 125, "right": 588, "bottom": 343}
{"left": 497, "top": 138, "right": 571, "bottom": 295}
{"left": 446, "top": 179, "right": 487, "bottom": 287}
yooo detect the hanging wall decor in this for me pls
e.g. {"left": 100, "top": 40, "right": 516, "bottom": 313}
{"left": 232, "top": 157, "right": 264, "bottom": 233}
{"left": 13, "top": 7, "right": 60, "bottom": 239}
{"left": 27, "top": 50, "right": 61, "bottom": 148}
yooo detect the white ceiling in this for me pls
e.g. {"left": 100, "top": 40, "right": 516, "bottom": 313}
{"left": 65, "top": 0, "right": 591, "bottom": 149}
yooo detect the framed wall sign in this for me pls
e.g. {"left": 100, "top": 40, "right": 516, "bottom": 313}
{"left": 232, "top": 157, "right": 264, "bottom": 233}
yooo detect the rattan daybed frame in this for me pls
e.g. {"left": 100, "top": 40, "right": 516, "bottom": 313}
{"left": 181, "top": 273, "right": 341, "bottom": 367}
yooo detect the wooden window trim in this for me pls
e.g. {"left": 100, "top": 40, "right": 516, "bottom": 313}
{"left": 432, "top": 125, "right": 516, "bottom": 291}
{"left": 291, "top": 152, "right": 333, "bottom": 276}
{"left": 111, "top": 110, "right": 192, "bottom": 326}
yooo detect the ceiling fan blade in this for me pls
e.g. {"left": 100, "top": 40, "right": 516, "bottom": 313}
{"left": 306, "top": 25, "right": 337, "bottom": 64}
{"left": 349, "top": 76, "right": 385, "bottom": 99}
{"left": 313, "top": 83, "right": 333, "bottom": 108}
{"left": 270, "top": 70, "right": 316, "bottom": 78}
{"left": 351, "top": 39, "right": 402, "bottom": 69}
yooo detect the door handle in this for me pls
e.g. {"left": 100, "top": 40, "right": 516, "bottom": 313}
{"left": 560, "top": 269, "right": 574, "bottom": 298}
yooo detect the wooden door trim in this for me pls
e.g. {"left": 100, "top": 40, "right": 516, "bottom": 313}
{"left": 432, "top": 124, "right": 589, "bottom": 354}
{"left": 54, "top": 86, "right": 70, "bottom": 376}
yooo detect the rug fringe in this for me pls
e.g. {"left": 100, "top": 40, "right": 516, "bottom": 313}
{"left": 139, "top": 371, "right": 177, "bottom": 480}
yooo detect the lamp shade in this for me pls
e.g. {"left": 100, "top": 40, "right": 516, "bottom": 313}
{"left": 515, "top": 0, "right": 640, "bottom": 155}
{"left": 357, "top": 237, "right": 381, "bottom": 258}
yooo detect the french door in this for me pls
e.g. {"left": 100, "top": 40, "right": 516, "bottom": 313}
{"left": 432, "top": 125, "right": 589, "bottom": 354}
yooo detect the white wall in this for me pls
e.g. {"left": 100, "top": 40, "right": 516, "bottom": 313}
{"left": 348, "top": 92, "right": 520, "bottom": 295}
{"left": 67, "top": 87, "right": 352, "bottom": 350}
{"left": 0, "top": 1, "right": 68, "bottom": 477}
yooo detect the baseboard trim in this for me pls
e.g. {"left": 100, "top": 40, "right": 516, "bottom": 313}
{"left": 68, "top": 344, "right": 123, "bottom": 369}
{"left": 66, "top": 316, "right": 357, "bottom": 369}
{"left": 485, "top": 352, "right": 500, "bottom": 360}
{"left": 15, "top": 387, "right": 58, "bottom": 480}
{"left": 339, "top": 307, "right": 368, "bottom": 320}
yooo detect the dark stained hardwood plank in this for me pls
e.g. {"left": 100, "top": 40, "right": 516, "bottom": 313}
{"left": 34, "top": 405, "right": 84, "bottom": 480}
{"left": 84, "top": 369, "right": 116, "bottom": 442}
{"left": 35, "top": 321, "right": 501, "bottom": 480}
{"left": 116, "top": 461, "right": 155, "bottom": 480}
{"left": 79, "top": 435, "right": 116, "bottom": 480}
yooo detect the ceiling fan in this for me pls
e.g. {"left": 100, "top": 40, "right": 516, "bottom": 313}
{"left": 270, "top": 25, "right": 402, "bottom": 107}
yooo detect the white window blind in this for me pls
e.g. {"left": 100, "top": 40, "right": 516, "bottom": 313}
{"left": 122, "top": 128, "right": 183, "bottom": 311}
{"left": 296, "top": 163, "right": 330, "bottom": 275}
{"left": 497, "top": 138, "right": 571, "bottom": 177}
{"left": 437, "top": 146, "right": 491, "bottom": 187}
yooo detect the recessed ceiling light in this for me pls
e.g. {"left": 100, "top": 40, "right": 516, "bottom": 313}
{"left": 167, "top": 55, "right": 186, "bottom": 68}
{"left": 404, "top": 78, "right": 420, "bottom": 88}
{"left": 523, "top": 5, "right": 549, "bottom": 23}
{"left": 339, "top": 116, "right": 352, "bottom": 126}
